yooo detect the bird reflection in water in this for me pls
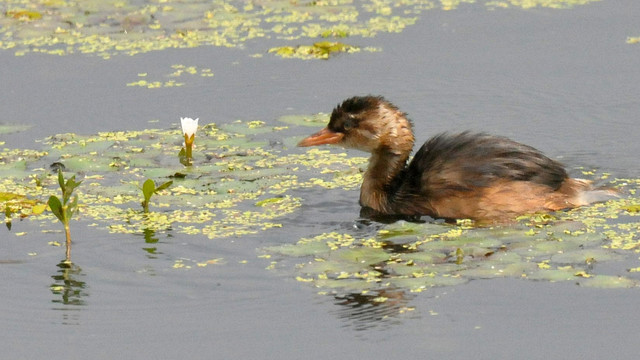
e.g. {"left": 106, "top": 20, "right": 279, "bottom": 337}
{"left": 330, "top": 239, "right": 421, "bottom": 331}
{"left": 332, "top": 288, "right": 415, "bottom": 331}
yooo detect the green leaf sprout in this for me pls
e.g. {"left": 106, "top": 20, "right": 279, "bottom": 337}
{"left": 140, "top": 179, "right": 173, "bottom": 213}
{"left": 47, "top": 169, "right": 82, "bottom": 263}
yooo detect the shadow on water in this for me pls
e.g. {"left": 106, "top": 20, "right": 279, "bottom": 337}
{"left": 358, "top": 206, "right": 428, "bottom": 225}
{"left": 50, "top": 261, "right": 88, "bottom": 325}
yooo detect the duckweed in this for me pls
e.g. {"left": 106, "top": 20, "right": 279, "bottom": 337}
{"left": 0, "top": 116, "right": 368, "bottom": 241}
{"left": 265, "top": 175, "right": 640, "bottom": 294}
{"left": 1, "top": 107, "right": 637, "bottom": 301}
{"left": 126, "top": 64, "right": 213, "bottom": 89}
{"left": 1, "top": 0, "right": 602, "bottom": 59}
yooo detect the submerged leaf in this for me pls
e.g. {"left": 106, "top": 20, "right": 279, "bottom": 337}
{"left": 336, "top": 246, "right": 390, "bottom": 266}
{"left": 277, "top": 113, "right": 329, "bottom": 127}
{"left": 551, "top": 248, "right": 621, "bottom": 264}
{"left": 0, "top": 124, "right": 32, "bottom": 135}
{"left": 579, "top": 275, "right": 637, "bottom": 289}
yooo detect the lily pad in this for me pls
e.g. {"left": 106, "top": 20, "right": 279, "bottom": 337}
{"left": 0, "top": 124, "right": 32, "bottom": 135}
{"left": 400, "top": 251, "right": 447, "bottom": 264}
{"left": 527, "top": 268, "right": 577, "bottom": 282}
{"left": 0, "top": 160, "right": 28, "bottom": 177}
{"left": 388, "top": 275, "right": 468, "bottom": 291}
{"left": 551, "top": 248, "right": 622, "bottom": 264}
{"left": 277, "top": 113, "right": 330, "bottom": 127}
{"left": 314, "top": 278, "right": 378, "bottom": 292}
{"left": 267, "top": 241, "right": 331, "bottom": 257}
{"left": 301, "top": 259, "right": 379, "bottom": 277}
{"left": 335, "top": 246, "right": 390, "bottom": 266}
{"left": 579, "top": 275, "right": 638, "bottom": 289}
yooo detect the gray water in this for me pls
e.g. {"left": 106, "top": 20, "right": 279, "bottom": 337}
{"left": 2, "top": 1, "right": 640, "bottom": 359}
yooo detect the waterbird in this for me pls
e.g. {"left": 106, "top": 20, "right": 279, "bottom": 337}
{"left": 298, "top": 95, "right": 615, "bottom": 222}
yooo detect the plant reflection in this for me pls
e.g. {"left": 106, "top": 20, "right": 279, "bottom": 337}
{"left": 4, "top": 207, "right": 12, "bottom": 230}
{"left": 50, "top": 261, "right": 88, "bottom": 325}
{"left": 141, "top": 228, "right": 161, "bottom": 258}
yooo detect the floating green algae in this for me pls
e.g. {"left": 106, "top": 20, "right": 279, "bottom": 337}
{"left": 2, "top": 109, "right": 637, "bottom": 295}
{"left": 276, "top": 113, "right": 331, "bottom": 127}
{"left": 126, "top": 64, "right": 213, "bottom": 89}
{"left": 268, "top": 40, "right": 363, "bottom": 59}
{"left": 484, "top": 0, "right": 600, "bottom": 9}
{"left": 3, "top": 119, "right": 637, "bottom": 255}
{"left": 0, "top": 116, "right": 366, "bottom": 240}
{"left": 627, "top": 36, "right": 640, "bottom": 44}
{"left": 1, "top": 0, "right": 602, "bottom": 59}
{"left": 0, "top": 124, "right": 32, "bottom": 135}
{"left": 265, "top": 179, "right": 640, "bottom": 295}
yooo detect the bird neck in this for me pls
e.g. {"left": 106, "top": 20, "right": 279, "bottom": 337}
{"left": 357, "top": 108, "right": 415, "bottom": 213}
{"left": 360, "top": 144, "right": 412, "bottom": 213}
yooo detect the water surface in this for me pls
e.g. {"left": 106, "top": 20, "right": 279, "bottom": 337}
{"left": 2, "top": 1, "right": 640, "bottom": 359}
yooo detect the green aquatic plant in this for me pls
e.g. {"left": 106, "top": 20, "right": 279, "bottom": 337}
{"left": 627, "top": 36, "right": 640, "bottom": 44}
{"left": 5, "top": 9, "right": 42, "bottom": 20}
{"left": 1, "top": 191, "right": 46, "bottom": 230}
{"left": 0, "top": 116, "right": 365, "bottom": 241}
{"left": 268, "top": 41, "right": 361, "bottom": 59}
{"left": 0, "top": 0, "right": 601, "bottom": 58}
{"left": 265, "top": 182, "right": 640, "bottom": 295}
{"left": 140, "top": 179, "right": 173, "bottom": 213}
{"left": 47, "top": 169, "right": 82, "bottom": 263}
{"left": 126, "top": 64, "right": 213, "bottom": 89}
{"left": 0, "top": 124, "right": 32, "bottom": 135}
{"left": 1, "top": 113, "right": 638, "bottom": 283}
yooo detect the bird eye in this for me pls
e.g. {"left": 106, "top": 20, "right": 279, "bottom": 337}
{"left": 343, "top": 116, "right": 356, "bottom": 130}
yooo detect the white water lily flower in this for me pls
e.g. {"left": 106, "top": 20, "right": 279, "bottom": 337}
{"left": 180, "top": 117, "right": 199, "bottom": 137}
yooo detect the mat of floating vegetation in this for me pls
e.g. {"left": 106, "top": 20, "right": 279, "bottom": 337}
{"left": 265, "top": 182, "right": 640, "bottom": 292}
{"left": 0, "top": 114, "right": 366, "bottom": 239}
{"left": 1, "top": 0, "right": 604, "bottom": 59}
{"left": 1, "top": 113, "right": 639, "bottom": 292}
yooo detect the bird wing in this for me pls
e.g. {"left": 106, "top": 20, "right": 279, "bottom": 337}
{"left": 400, "top": 132, "right": 568, "bottom": 198}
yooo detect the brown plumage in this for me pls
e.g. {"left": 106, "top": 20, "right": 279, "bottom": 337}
{"left": 298, "top": 95, "right": 615, "bottom": 222}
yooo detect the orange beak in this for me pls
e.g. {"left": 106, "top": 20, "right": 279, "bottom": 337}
{"left": 297, "top": 127, "right": 344, "bottom": 147}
